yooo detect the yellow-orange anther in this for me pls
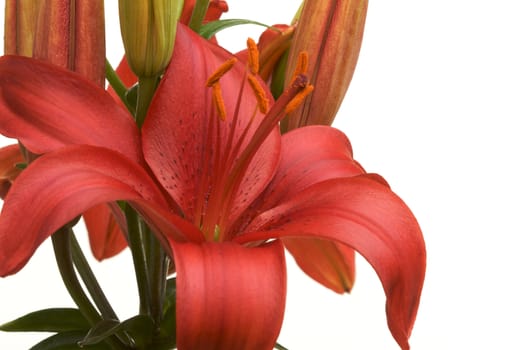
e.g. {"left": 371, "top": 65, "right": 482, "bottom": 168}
{"left": 246, "top": 37, "right": 259, "bottom": 75}
{"left": 206, "top": 57, "right": 237, "bottom": 87}
{"left": 285, "top": 84, "right": 315, "bottom": 115}
{"left": 211, "top": 83, "right": 227, "bottom": 121}
{"left": 247, "top": 74, "right": 269, "bottom": 114}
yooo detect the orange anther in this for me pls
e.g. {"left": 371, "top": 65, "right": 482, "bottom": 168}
{"left": 211, "top": 82, "right": 227, "bottom": 121}
{"left": 285, "top": 84, "right": 314, "bottom": 115}
{"left": 247, "top": 38, "right": 259, "bottom": 75}
{"left": 247, "top": 74, "right": 269, "bottom": 114}
{"left": 291, "top": 51, "right": 309, "bottom": 81}
{"left": 206, "top": 57, "right": 237, "bottom": 87}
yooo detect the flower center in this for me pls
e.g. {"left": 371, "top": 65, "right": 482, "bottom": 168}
{"left": 200, "top": 40, "right": 313, "bottom": 242}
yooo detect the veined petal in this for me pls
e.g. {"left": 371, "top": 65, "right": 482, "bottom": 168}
{"left": 83, "top": 204, "right": 128, "bottom": 261}
{"left": 143, "top": 25, "right": 280, "bottom": 231}
{"left": 237, "top": 176, "right": 426, "bottom": 349}
{"left": 0, "top": 56, "right": 141, "bottom": 162}
{"left": 171, "top": 240, "right": 286, "bottom": 350}
{"left": 0, "top": 145, "right": 179, "bottom": 276}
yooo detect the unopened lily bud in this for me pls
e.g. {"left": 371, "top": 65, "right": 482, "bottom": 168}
{"left": 119, "top": 0, "right": 183, "bottom": 78}
{"left": 33, "top": 0, "right": 106, "bottom": 87}
{"left": 282, "top": 0, "right": 368, "bottom": 131}
{"left": 4, "top": 0, "right": 44, "bottom": 56}
{"left": 180, "top": 0, "right": 228, "bottom": 25}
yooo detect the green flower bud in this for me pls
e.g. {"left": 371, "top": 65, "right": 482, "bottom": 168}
{"left": 119, "top": 0, "right": 183, "bottom": 78}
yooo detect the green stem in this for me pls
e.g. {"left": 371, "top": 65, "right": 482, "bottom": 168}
{"left": 135, "top": 76, "right": 158, "bottom": 128}
{"left": 188, "top": 0, "right": 209, "bottom": 32}
{"left": 52, "top": 228, "right": 128, "bottom": 350}
{"left": 105, "top": 59, "right": 134, "bottom": 113}
{"left": 52, "top": 228, "right": 101, "bottom": 325}
{"left": 70, "top": 235, "right": 118, "bottom": 320}
{"left": 125, "top": 204, "right": 152, "bottom": 316}
{"left": 146, "top": 227, "right": 169, "bottom": 327}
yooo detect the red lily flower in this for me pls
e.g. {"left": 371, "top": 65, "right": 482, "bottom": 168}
{"left": 0, "top": 24, "right": 425, "bottom": 350}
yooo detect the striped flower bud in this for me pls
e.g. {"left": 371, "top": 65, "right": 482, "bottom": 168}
{"left": 33, "top": 0, "right": 106, "bottom": 87}
{"left": 282, "top": 0, "right": 368, "bottom": 131}
{"left": 4, "top": 0, "right": 44, "bottom": 56}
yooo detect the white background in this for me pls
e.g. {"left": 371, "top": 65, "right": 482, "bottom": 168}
{"left": 1, "top": 1, "right": 527, "bottom": 349}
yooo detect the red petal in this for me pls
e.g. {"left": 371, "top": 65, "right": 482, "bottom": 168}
{"left": 0, "top": 144, "right": 24, "bottom": 199}
{"left": 259, "top": 126, "right": 365, "bottom": 210}
{"left": 235, "top": 126, "right": 365, "bottom": 292}
{"left": 237, "top": 177, "right": 426, "bottom": 349}
{"left": 142, "top": 25, "right": 280, "bottom": 232}
{"left": 0, "top": 145, "right": 180, "bottom": 276}
{"left": 283, "top": 237, "right": 356, "bottom": 293}
{"left": 83, "top": 204, "right": 128, "bottom": 260}
{"left": 0, "top": 56, "right": 141, "bottom": 162}
{"left": 171, "top": 240, "right": 286, "bottom": 350}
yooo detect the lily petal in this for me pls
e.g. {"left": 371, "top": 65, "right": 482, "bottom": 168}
{"left": 236, "top": 126, "right": 365, "bottom": 292}
{"left": 0, "top": 145, "right": 173, "bottom": 276}
{"left": 143, "top": 25, "right": 280, "bottom": 230}
{"left": 0, "top": 56, "right": 141, "bottom": 162}
{"left": 171, "top": 240, "right": 286, "bottom": 350}
{"left": 0, "top": 144, "right": 24, "bottom": 199}
{"left": 237, "top": 176, "right": 426, "bottom": 349}
{"left": 83, "top": 204, "right": 128, "bottom": 260}
{"left": 282, "top": 237, "right": 356, "bottom": 293}
{"left": 259, "top": 126, "right": 365, "bottom": 209}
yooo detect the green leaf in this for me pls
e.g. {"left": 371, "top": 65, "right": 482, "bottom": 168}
{"left": 275, "top": 342, "right": 289, "bottom": 350}
{"left": 154, "top": 278, "right": 176, "bottom": 349}
{"left": 78, "top": 315, "right": 154, "bottom": 348}
{"left": 198, "top": 19, "right": 271, "bottom": 40}
{"left": 30, "top": 331, "right": 111, "bottom": 350}
{"left": 0, "top": 308, "right": 90, "bottom": 333}
{"left": 162, "top": 277, "right": 176, "bottom": 314}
